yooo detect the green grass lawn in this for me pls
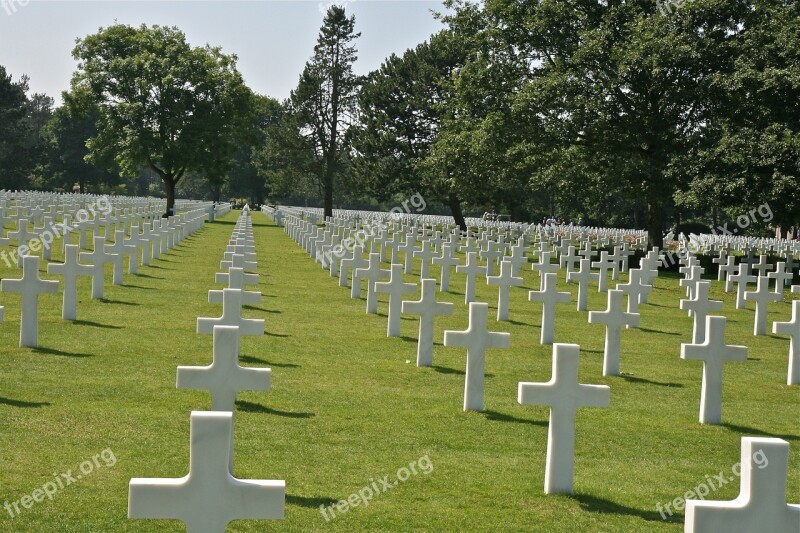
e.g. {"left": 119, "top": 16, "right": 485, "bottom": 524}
{"left": 0, "top": 211, "right": 797, "bottom": 532}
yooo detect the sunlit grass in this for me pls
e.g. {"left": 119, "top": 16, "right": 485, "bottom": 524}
{"left": 0, "top": 211, "right": 797, "bottom": 532}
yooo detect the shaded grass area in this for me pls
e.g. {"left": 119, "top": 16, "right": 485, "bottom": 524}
{"left": 0, "top": 212, "right": 796, "bottom": 532}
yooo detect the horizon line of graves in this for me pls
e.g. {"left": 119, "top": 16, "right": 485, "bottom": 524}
{"left": 265, "top": 203, "right": 799, "bottom": 532}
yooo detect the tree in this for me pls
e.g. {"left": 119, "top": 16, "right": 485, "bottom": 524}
{"left": 352, "top": 31, "right": 471, "bottom": 229}
{"left": 39, "top": 99, "right": 119, "bottom": 193}
{"left": 443, "top": 0, "right": 750, "bottom": 247}
{"left": 0, "top": 66, "right": 33, "bottom": 190}
{"left": 70, "top": 24, "right": 255, "bottom": 216}
{"left": 678, "top": 0, "right": 800, "bottom": 236}
{"left": 290, "top": 6, "right": 360, "bottom": 220}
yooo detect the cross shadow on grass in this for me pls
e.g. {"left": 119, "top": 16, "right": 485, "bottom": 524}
{"left": 99, "top": 298, "right": 141, "bottom": 306}
{"left": 721, "top": 422, "right": 800, "bottom": 442}
{"left": 32, "top": 347, "right": 94, "bottom": 358}
{"left": 432, "top": 365, "right": 465, "bottom": 376}
{"left": 286, "top": 494, "right": 338, "bottom": 509}
{"left": 619, "top": 374, "right": 684, "bottom": 388}
{"left": 483, "top": 410, "right": 548, "bottom": 427}
{"left": 0, "top": 396, "right": 50, "bottom": 408}
{"left": 134, "top": 273, "right": 165, "bottom": 280}
{"left": 236, "top": 401, "right": 314, "bottom": 418}
{"left": 570, "top": 493, "right": 677, "bottom": 523}
{"left": 71, "top": 320, "right": 123, "bottom": 330}
{"left": 265, "top": 331, "right": 290, "bottom": 338}
{"left": 243, "top": 306, "right": 281, "bottom": 314}
{"left": 638, "top": 327, "right": 681, "bottom": 336}
{"left": 239, "top": 355, "right": 299, "bottom": 368}
{"left": 122, "top": 284, "right": 155, "bottom": 290}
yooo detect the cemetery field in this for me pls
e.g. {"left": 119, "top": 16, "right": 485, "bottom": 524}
{"left": 0, "top": 211, "right": 798, "bottom": 532}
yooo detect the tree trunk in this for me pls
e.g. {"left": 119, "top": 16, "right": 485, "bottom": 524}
{"left": 323, "top": 166, "right": 334, "bottom": 221}
{"left": 164, "top": 175, "right": 176, "bottom": 218}
{"left": 646, "top": 194, "right": 664, "bottom": 250}
{"left": 211, "top": 183, "right": 222, "bottom": 203}
{"left": 448, "top": 192, "right": 467, "bottom": 232}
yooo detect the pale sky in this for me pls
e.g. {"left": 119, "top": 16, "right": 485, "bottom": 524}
{"left": 0, "top": 0, "right": 447, "bottom": 105}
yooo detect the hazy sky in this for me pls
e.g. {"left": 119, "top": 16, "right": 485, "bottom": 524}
{"left": 0, "top": 0, "right": 447, "bottom": 105}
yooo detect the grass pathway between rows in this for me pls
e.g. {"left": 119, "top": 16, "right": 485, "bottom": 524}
{"left": 0, "top": 211, "right": 797, "bottom": 532}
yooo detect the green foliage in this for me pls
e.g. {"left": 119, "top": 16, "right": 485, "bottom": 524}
{"left": 289, "top": 6, "right": 361, "bottom": 218}
{"left": 70, "top": 24, "right": 255, "bottom": 214}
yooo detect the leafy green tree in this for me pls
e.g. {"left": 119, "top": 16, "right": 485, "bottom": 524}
{"left": 290, "top": 6, "right": 360, "bottom": 219}
{"left": 442, "top": 0, "right": 742, "bottom": 245}
{"left": 39, "top": 100, "right": 120, "bottom": 193}
{"left": 0, "top": 67, "right": 33, "bottom": 190}
{"left": 70, "top": 24, "right": 255, "bottom": 216}
{"left": 352, "top": 31, "right": 470, "bottom": 229}
{"left": 678, "top": 0, "right": 799, "bottom": 236}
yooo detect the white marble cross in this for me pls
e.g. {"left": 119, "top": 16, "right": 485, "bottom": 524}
{"left": 479, "top": 241, "right": 503, "bottom": 276}
{"left": 768, "top": 262, "right": 793, "bottom": 296}
{"left": 0, "top": 255, "right": 60, "bottom": 347}
{"left": 444, "top": 302, "right": 510, "bottom": 411}
{"left": 456, "top": 251, "right": 488, "bottom": 304}
{"left": 177, "top": 326, "right": 270, "bottom": 412}
{"left": 398, "top": 235, "right": 418, "bottom": 274}
{"left": 433, "top": 243, "right": 460, "bottom": 292}
{"left": 197, "top": 289, "right": 264, "bottom": 337}
{"left": 616, "top": 268, "right": 651, "bottom": 315}
{"left": 128, "top": 411, "right": 284, "bottom": 531}
{"left": 413, "top": 241, "right": 437, "bottom": 278}
{"left": 340, "top": 245, "right": 367, "bottom": 290}
{"left": 681, "top": 316, "right": 747, "bottom": 424}
{"left": 712, "top": 250, "right": 728, "bottom": 281}
{"left": 730, "top": 263, "right": 757, "bottom": 310}
{"left": 487, "top": 259, "right": 523, "bottom": 321}
{"left": 559, "top": 245, "right": 580, "bottom": 278}
{"left": 125, "top": 225, "right": 148, "bottom": 268}
{"left": 567, "top": 258, "right": 599, "bottom": 311}
{"left": 531, "top": 251, "right": 559, "bottom": 291}
{"left": 529, "top": 272, "right": 571, "bottom": 344}
{"left": 7, "top": 220, "right": 34, "bottom": 267}
{"left": 685, "top": 437, "right": 800, "bottom": 532}
{"left": 402, "top": 278, "right": 454, "bottom": 366}
{"left": 720, "top": 256, "right": 737, "bottom": 290}
{"left": 212, "top": 267, "right": 260, "bottom": 306}
{"left": 104, "top": 230, "right": 132, "bottom": 285}
{"left": 375, "top": 263, "right": 417, "bottom": 337}
{"left": 744, "top": 275, "right": 781, "bottom": 335}
{"left": 588, "top": 289, "right": 640, "bottom": 376}
{"left": 47, "top": 244, "right": 93, "bottom": 320}
{"left": 518, "top": 343, "right": 610, "bottom": 494}
{"left": 680, "top": 281, "right": 723, "bottom": 344}
{"left": 752, "top": 254, "right": 772, "bottom": 277}
{"left": 772, "top": 300, "right": 799, "bottom": 385}
{"left": 354, "top": 252, "right": 390, "bottom": 314}
{"left": 591, "top": 251, "right": 615, "bottom": 292}
{"left": 80, "top": 235, "right": 120, "bottom": 299}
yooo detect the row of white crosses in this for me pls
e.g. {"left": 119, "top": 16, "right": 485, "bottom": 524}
{"left": 276, "top": 208, "right": 799, "bottom": 529}
{"left": 278, "top": 211, "right": 623, "bottom": 498}
{"left": 129, "top": 206, "right": 285, "bottom": 531}
{"left": 0, "top": 200, "right": 211, "bottom": 347}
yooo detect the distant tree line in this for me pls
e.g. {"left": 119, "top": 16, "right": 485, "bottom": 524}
{"left": 0, "top": 1, "right": 797, "bottom": 243}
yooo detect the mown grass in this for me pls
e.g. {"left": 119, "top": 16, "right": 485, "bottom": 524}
{"left": 0, "top": 211, "right": 797, "bottom": 532}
